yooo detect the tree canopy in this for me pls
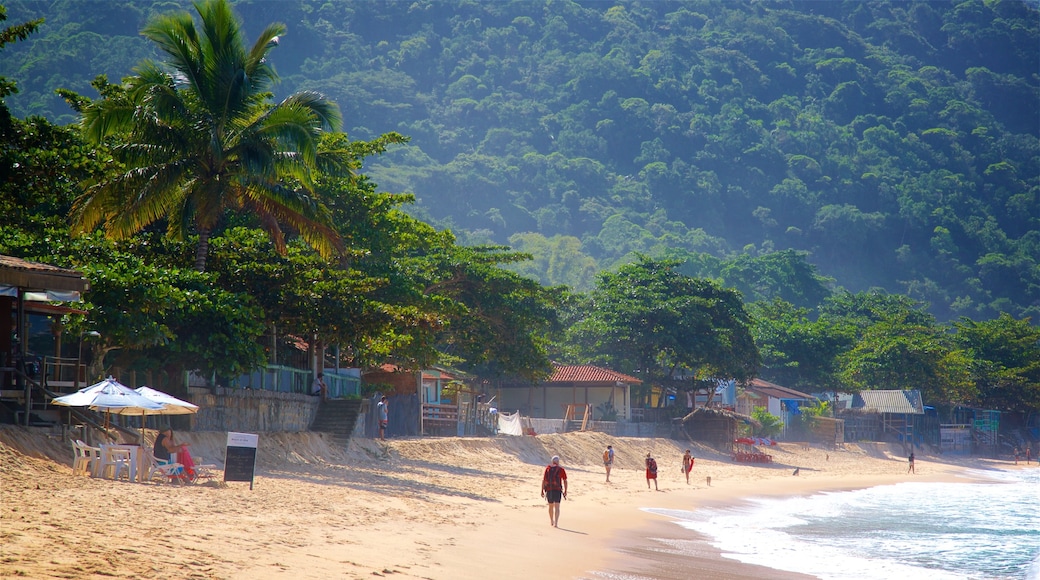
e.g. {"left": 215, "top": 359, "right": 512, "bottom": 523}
{"left": 65, "top": 0, "right": 346, "bottom": 271}
{"left": 6, "top": 0, "right": 1036, "bottom": 320}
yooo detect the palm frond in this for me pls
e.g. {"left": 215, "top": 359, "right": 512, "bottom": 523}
{"left": 244, "top": 22, "right": 284, "bottom": 91}
{"left": 279, "top": 91, "right": 342, "bottom": 131}
{"left": 141, "top": 11, "right": 204, "bottom": 97}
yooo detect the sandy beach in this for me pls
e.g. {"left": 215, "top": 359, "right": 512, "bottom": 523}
{"left": 0, "top": 426, "right": 1017, "bottom": 579}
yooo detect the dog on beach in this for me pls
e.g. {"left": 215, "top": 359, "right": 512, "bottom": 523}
{"left": 792, "top": 467, "right": 800, "bottom": 476}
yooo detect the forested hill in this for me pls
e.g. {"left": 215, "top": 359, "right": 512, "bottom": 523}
{"left": 3, "top": 0, "right": 1038, "bottom": 322}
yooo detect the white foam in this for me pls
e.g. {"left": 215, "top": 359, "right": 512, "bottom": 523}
{"left": 645, "top": 469, "right": 1040, "bottom": 580}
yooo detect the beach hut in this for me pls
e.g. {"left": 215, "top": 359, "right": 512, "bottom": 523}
{"left": 495, "top": 364, "right": 639, "bottom": 422}
{"left": 844, "top": 389, "right": 925, "bottom": 445}
{"left": 0, "top": 255, "right": 91, "bottom": 426}
{"left": 681, "top": 407, "right": 755, "bottom": 447}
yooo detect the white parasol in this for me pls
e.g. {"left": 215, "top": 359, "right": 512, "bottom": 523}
{"left": 52, "top": 376, "right": 164, "bottom": 432}
{"left": 133, "top": 386, "right": 199, "bottom": 415}
{"left": 52, "top": 376, "right": 164, "bottom": 414}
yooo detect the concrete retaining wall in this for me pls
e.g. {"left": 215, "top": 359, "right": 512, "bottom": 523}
{"left": 188, "top": 387, "right": 319, "bottom": 432}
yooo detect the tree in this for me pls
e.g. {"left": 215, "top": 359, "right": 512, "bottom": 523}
{"left": 749, "top": 299, "right": 851, "bottom": 392}
{"left": 67, "top": 0, "right": 345, "bottom": 271}
{"left": 823, "top": 291, "right": 976, "bottom": 404}
{"left": 953, "top": 314, "right": 1040, "bottom": 411}
{"left": 569, "top": 256, "right": 759, "bottom": 402}
{"left": 0, "top": 5, "right": 43, "bottom": 112}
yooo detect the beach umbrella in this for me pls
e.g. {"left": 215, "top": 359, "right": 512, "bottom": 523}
{"left": 53, "top": 377, "right": 164, "bottom": 414}
{"left": 52, "top": 376, "right": 164, "bottom": 430}
{"left": 132, "top": 387, "right": 199, "bottom": 415}
{"left": 108, "top": 386, "right": 199, "bottom": 444}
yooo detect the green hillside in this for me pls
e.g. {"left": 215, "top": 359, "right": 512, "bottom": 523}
{"left": 3, "top": 0, "right": 1038, "bottom": 321}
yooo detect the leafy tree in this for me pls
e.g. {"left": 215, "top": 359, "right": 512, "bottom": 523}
{"left": 67, "top": 0, "right": 345, "bottom": 271}
{"left": 953, "top": 314, "right": 1040, "bottom": 412}
{"left": 751, "top": 407, "right": 783, "bottom": 438}
{"left": 569, "top": 256, "right": 759, "bottom": 403}
{"left": 419, "top": 244, "right": 561, "bottom": 380}
{"left": 824, "top": 292, "right": 976, "bottom": 404}
{"left": 749, "top": 299, "right": 851, "bottom": 392}
{"left": 718, "top": 250, "right": 834, "bottom": 309}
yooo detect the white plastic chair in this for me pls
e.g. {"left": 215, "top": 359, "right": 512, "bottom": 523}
{"left": 97, "top": 444, "right": 131, "bottom": 480}
{"left": 71, "top": 440, "right": 101, "bottom": 476}
{"left": 145, "top": 449, "right": 185, "bottom": 484}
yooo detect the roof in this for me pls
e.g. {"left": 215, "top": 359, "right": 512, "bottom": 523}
{"left": 0, "top": 255, "right": 89, "bottom": 293}
{"left": 745, "top": 379, "right": 814, "bottom": 401}
{"left": 364, "top": 364, "right": 458, "bottom": 381}
{"left": 852, "top": 390, "right": 924, "bottom": 415}
{"left": 546, "top": 364, "right": 641, "bottom": 384}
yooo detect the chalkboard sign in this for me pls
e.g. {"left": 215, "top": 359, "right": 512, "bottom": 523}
{"left": 224, "top": 432, "right": 258, "bottom": 489}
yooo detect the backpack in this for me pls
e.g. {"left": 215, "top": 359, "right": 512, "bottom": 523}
{"left": 603, "top": 450, "right": 610, "bottom": 463}
{"left": 647, "top": 458, "right": 657, "bottom": 474}
{"left": 545, "top": 465, "right": 561, "bottom": 488}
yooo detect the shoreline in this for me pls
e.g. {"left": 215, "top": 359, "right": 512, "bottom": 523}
{"left": 0, "top": 427, "right": 1027, "bottom": 579}
{"left": 592, "top": 464, "right": 1021, "bottom": 580}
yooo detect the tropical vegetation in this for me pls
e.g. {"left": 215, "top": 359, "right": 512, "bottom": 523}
{"left": 0, "top": 1, "right": 1037, "bottom": 417}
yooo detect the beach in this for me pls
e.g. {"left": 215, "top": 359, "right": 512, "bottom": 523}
{"left": 0, "top": 426, "right": 1021, "bottom": 579}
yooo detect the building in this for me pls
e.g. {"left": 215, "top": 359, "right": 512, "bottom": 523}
{"left": 1, "top": 255, "right": 90, "bottom": 425}
{"left": 496, "top": 364, "right": 640, "bottom": 421}
{"left": 736, "top": 379, "right": 816, "bottom": 439}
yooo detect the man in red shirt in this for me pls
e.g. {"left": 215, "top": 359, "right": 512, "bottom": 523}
{"left": 541, "top": 455, "right": 568, "bottom": 527}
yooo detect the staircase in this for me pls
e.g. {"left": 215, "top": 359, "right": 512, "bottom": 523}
{"left": 310, "top": 399, "right": 363, "bottom": 444}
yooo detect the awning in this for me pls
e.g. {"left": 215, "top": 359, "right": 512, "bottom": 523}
{"left": 0, "top": 286, "right": 83, "bottom": 302}
{"left": 0, "top": 255, "right": 89, "bottom": 295}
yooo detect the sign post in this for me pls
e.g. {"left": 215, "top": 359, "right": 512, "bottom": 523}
{"left": 224, "top": 432, "right": 258, "bottom": 490}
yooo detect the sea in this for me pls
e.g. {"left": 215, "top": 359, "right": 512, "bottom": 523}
{"left": 629, "top": 468, "right": 1039, "bottom": 579}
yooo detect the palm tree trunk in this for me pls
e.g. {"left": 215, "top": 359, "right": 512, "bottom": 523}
{"left": 194, "top": 228, "right": 211, "bottom": 272}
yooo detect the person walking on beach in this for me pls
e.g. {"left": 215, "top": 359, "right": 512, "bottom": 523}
{"left": 603, "top": 445, "right": 614, "bottom": 482}
{"left": 541, "top": 455, "right": 568, "bottom": 527}
{"left": 645, "top": 452, "right": 658, "bottom": 490}
{"left": 681, "top": 449, "right": 694, "bottom": 484}
{"left": 377, "top": 396, "right": 389, "bottom": 441}
{"left": 907, "top": 451, "right": 915, "bottom": 474}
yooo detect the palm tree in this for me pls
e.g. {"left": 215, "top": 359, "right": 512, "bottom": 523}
{"left": 71, "top": 0, "right": 346, "bottom": 271}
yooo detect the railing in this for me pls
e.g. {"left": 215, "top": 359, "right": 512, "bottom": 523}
{"left": 232, "top": 365, "right": 310, "bottom": 394}
{"left": 231, "top": 365, "right": 360, "bottom": 398}
{"left": 43, "top": 356, "right": 85, "bottom": 391}
{"left": 422, "top": 402, "right": 459, "bottom": 432}
{"left": 325, "top": 373, "right": 360, "bottom": 398}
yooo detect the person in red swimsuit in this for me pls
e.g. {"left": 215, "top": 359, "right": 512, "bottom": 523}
{"left": 645, "top": 452, "right": 658, "bottom": 490}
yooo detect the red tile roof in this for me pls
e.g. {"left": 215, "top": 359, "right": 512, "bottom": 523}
{"left": 547, "top": 364, "right": 641, "bottom": 384}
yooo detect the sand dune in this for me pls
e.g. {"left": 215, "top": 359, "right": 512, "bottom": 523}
{"left": 0, "top": 426, "right": 1010, "bottom": 579}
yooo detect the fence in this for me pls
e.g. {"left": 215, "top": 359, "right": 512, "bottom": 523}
{"left": 231, "top": 365, "right": 360, "bottom": 398}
